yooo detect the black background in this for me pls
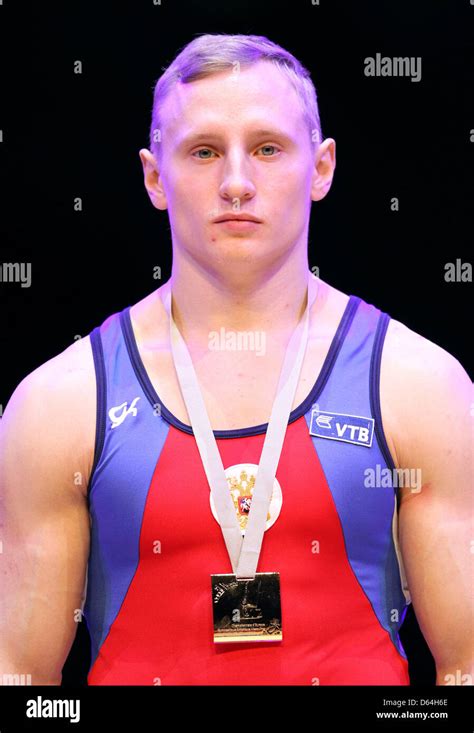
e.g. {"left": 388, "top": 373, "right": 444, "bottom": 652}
{"left": 0, "top": 0, "right": 472, "bottom": 687}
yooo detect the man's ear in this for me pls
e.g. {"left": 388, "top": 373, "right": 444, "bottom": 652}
{"left": 139, "top": 148, "right": 168, "bottom": 211}
{"left": 310, "top": 138, "right": 336, "bottom": 202}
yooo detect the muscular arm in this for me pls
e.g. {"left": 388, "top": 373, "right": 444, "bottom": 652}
{"left": 0, "top": 340, "right": 94, "bottom": 685}
{"left": 383, "top": 321, "right": 473, "bottom": 685}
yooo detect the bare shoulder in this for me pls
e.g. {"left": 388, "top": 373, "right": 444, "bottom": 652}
{"left": 312, "top": 277, "right": 351, "bottom": 335}
{"left": 380, "top": 315, "right": 472, "bottom": 478}
{"left": 1, "top": 335, "right": 97, "bottom": 498}
{"left": 383, "top": 315, "right": 471, "bottom": 386}
{"left": 129, "top": 283, "right": 169, "bottom": 347}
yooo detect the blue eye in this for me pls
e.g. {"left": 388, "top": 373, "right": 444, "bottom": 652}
{"left": 192, "top": 145, "right": 280, "bottom": 159}
{"left": 258, "top": 145, "right": 278, "bottom": 156}
{"left": 192, "top": 148, "right": 216, "bottom": 159}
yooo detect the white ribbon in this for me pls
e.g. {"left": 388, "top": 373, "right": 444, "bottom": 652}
{"left": 162, "top": 271, "right": 319, "bottom": 579}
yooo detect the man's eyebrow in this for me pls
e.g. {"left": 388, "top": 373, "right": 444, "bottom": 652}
{"left": 176, "top": 128, "right": 295, "bottom": 147}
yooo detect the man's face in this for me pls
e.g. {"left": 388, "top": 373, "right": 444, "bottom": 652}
{"left": 140, "top": 60, "right": 335, "bottom": 273}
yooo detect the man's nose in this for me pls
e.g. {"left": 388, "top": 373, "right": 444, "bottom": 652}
{"left": 218, "top": 151, "right": 256, "bottom": 203}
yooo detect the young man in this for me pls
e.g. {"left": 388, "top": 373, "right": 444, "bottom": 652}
{"left": 0, "top": 34, "right": 472, "bottom": 686}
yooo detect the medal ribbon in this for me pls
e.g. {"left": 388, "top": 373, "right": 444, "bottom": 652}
{"left": 161, "top": 271, "right": 319, "bottom": 579}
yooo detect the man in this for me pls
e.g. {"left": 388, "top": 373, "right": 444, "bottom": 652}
{"left": 0, "top": 33, "right": 472, "bottom": 686}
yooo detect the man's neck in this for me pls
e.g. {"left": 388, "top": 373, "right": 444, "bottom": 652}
{"left": 164, "top": 262, "right": 312, "bottom": 349}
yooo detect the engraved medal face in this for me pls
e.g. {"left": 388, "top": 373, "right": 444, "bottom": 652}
{"left": 211, "top": 572, "right": 283, "bottom": 643}
{"left": 209, "top": 463, "right": 283, "bottom": 536}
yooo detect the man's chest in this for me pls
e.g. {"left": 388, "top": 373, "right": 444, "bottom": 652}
{"left": 140, "top": 335, "right": 327, "bottom": 431}
{"left": 125, "top": 288, "right": 402, "bottom": 470}
{"left": 144, "top": 328, "right": 403, "bottom": 480}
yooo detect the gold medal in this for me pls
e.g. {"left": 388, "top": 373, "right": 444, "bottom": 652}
{"left": 211, "top": 572, "right": 282, "bottom": 643}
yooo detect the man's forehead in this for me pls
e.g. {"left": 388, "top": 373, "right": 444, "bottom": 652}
{"left": 160, "top": 61, "right": 304, "bottom": 132}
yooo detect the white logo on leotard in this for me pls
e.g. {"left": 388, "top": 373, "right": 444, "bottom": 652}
{"left": 315, "top": 414, "right": 333, "bottom": 429}
{"left": 109, "top": 397, "right": 140, "bottom": 429}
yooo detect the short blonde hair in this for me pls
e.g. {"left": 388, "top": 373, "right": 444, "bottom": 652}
{"left": 148, "top": 33, "right": 323, "bottom": 163}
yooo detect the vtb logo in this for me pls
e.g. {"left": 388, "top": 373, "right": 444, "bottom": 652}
{"left": 309, "top": 408, "right": 374, "bottom": 447}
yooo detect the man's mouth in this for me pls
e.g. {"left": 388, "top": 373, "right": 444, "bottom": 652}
{"left": 213, "top": 219, "right": 261, "bottom": 231}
